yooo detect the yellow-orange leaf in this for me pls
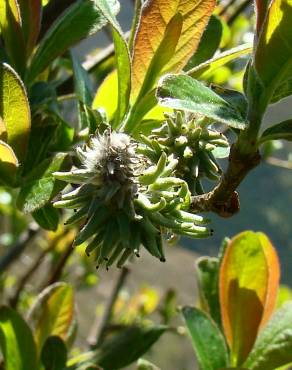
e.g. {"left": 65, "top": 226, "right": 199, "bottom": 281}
{"left": 219, "top": 231, "right": 280, "bottom": 367}
{"left": 0, "top": 140, "right": 18, "bottom": 185}
{"left": 131, "top": 0, "right": 216, "bottom": 99}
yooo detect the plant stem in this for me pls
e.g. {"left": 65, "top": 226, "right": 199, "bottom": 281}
{"left": 0, "top": 226, "right": 39, "bottom": 274}
{"left": 9, "top": 246, "right": 52, "bottom": 308}
{"left": 87, "top": 267, "right": 129, "bottom": 348}
{"left": 191, "top": 106, "right": 262, "bottom": 217}
{"left": 42, "top": 241, "right": 74, "bottom": 288}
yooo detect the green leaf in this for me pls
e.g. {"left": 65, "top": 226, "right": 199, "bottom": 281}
{"left": 0, "top": 0, "right": 26, "bottom": 74}
{"left": 157, "top": 74, "right": 247, "bottom": 129}
{"left": 28, "top": 0, "right": 120, "bottom": 81}
{"left": 71, "top": 51, "right": 93, "bottom": 106}
{"left": 0, "top": 63, "right": 31, "bottom": 160}
{"left": 137, "top": 359, "right": 161, "bottom": 370}
{"left": 182, "top": 306, "right": 228, "bottom": 370}
{"left": 41, "top": 336, "right": 67, "bottom": 370}
{"left": 196, "top": 257, "right": 221, "bottom": 329}
{"left": 18, "top": 0, "right": 42, "bottom": 57}
{"left": 28, "top": 282, "right": 74, "bottom": 355}
{"left": 32, "top": 203, "right": 60, "bottom": 231}
{"left": 244, "top": 302, "right": 292, "bottom": 370}
{"left": 185, "top": 15, "right": 223, "bottom": 70}
{"left": 17, "top": 153, "right": 69, "bottom": 213}
{"left": 0, "top": 306, "right": 37, "bottom": 370}
{"left": 0, "top": 140, "right": 18, "bottom": 186}
{"left": 95, "top": 325, "right": 167, "bottom": 370}
{"left": 188, "top": 43, "right": 252, "bottom": 80}
{"left": 94, "top": 0, "right": 131, "bottom": 127}
{"left": 254, "top": 0, "right": 292, "bottom": 105}
{"left": 260, "top": 119, "right": 292, "bottom": 143}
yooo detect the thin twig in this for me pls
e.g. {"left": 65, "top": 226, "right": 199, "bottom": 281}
{"left": 9, "top": 246, "right": 52, "bottom": 308}
{"left": 266, "top": 157, "right": 292, "bottom": 170}
{"left": 0, "top": 226, "right": 39, "bottom": 274}
{"left": 87, "top": 267, "right": 130, "bottom": 348}
{"left": 191, "top": 144, "right": 261, "bottom": 217}
{"left": 42, "top": 241, "right": 74, "bottom": 288}
{"left": 219, "top": 0, "right": 237, "bottom": 16}
{"left": 227, "top": 0, "right": 252, "bottom": 25}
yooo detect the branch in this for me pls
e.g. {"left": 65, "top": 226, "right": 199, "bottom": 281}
{"left": 87, "top": 267, "right": 129, "bottom": 348}
{"left": 191, "top": 144, "right": 261, "bottom": 217}
{"left": 0, "top": 226, "right": 39, "bottom": 274}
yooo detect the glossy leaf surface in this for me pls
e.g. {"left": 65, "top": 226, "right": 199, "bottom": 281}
{"left": 131, "top": 0, "right": 216, "bottom": 99}
{"left": 157, "top": 74, "right": 247, "bottom": 129}
{"left": 219, "top": 231, "right": 280, "bottom": 366}
{"left": 0, "top": 63, "right": 31, "bottom": 160}
{"left": 0, "top": 306, "right": 37, "bottom": 370}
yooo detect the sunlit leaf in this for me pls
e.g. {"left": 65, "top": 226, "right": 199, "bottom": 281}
{"left": 0, "top": 306, "right": 37, "bottom": 370}
{"left": 157, "top": 74, "right": 247, "bottom": 129}
{"left": 18, "top": 0, "right": 42, "bottom": 56}
{"left": 28, "top": 283, "right": 74, "bottom": 354}
{"left": 0, "top": 140, "right": 18, "bottom": 186}
{"left": 254, "top": 0, "right": 292, "bottom": 105}
{"left": 0, "top": 0, "right": 26, "bottom": 74}
{"left": 28, "top": 0, "right": 120, "bottom": 81}
{"left": 93, "top": 70, "right": 118, "bottom": 121}
{"left": 219, "top": 231, "right": 280, "bottom": 366}
{"left": 182, "top": 306, "right": 228, "bottom": 370}
{"left": 131, "top": 0, "right": 216, "bottom": 99}
{"left": 188, "top": 43, "right": 252, "bottom": 80}
{"left": 95, "top": 0, "right": 131, "bottom": 127}
{"left": 0, "top": 63, "right": 31, "bottom": 160}
{"left": 244, "top": 302, "right": 292, "bottom": 370}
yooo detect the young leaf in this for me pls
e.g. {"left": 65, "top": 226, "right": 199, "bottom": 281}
{"left": 260, "top": 119, "right": 292, "bottom": 143}
{"left": 185, "top": 15, "right": 223, "bottom": 70}
{"left": 254, "top": 0, "right": 292, "bottom": 105}
{"left": 0, "top": 140, "right": 18, "bottom": 186}
{"left": 0, "top": 0, "right": 26, "bottom": 74}
{"left": 41, "top": 336, "right": 67, "bottom": 370}
{"left": 28, "top": 282, "right": 74, "bottom": 354}
{"left": 0, "top": 63, "right": 31, "bottom": 160}
{"left": 134, "top": 13, "right": 183, "bottom": 102}
{"left": 157, "top": 74, "right": 247, "bottom": 129}
{"left": 182, "top": 306, "right": 228, "bottom": 370}
{"left": 18, "top": 0, "right": 42, "bottom": 57}
{"left": 28, "top": 0, "right": 120, "bottom": 81}
{"left": 219, "top": 231, "right": 280, "bottom": 366}
{"left": 188, "top": 43, "right": 252, "bottom": 80}
{"left": 131, "top": 0, "right": 216, "bottom": 99}
{"left": 95, "top": 0, "right": 131, "bottom": 127}
{"left": 94, "top": 325, "right": 167, "bottom": 370}
{"left": 17, "top": 153, "right": 70, "bottom": 213}
{"left": 0, "top": 306, "right": 37, "bottom": 370}
{"left": 244, "top": 302, "right": 292, "bottom": 370}
{"left": 196, "top": 257, "right": 221, "bottom": 328}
